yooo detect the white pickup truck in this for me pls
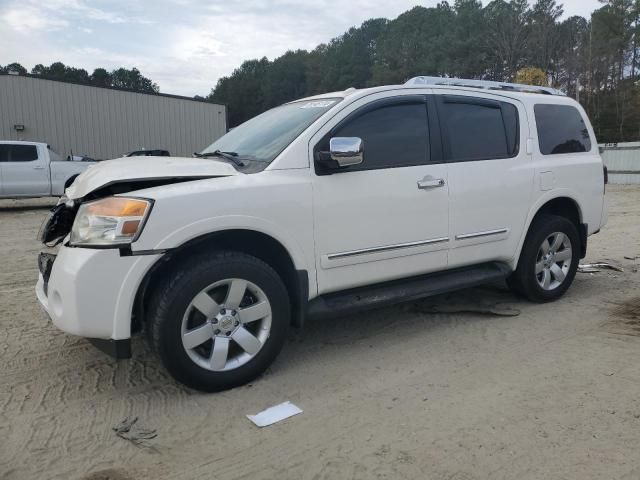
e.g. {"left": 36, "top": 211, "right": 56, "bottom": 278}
{"left": 0, "top": 141, "right": 95, "bottom": 198}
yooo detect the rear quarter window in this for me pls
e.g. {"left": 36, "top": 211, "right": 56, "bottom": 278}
{"left": 534, "top": 104, "right": 592, "bottom": 155}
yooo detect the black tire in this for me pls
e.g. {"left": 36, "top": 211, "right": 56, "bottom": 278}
{"left": 146, "top": 250, "right": 290, "bottom": 392}
{"left": 507, "top": 214, "right": 580, "bottom": 302}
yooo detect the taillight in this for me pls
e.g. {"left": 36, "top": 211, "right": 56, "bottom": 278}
{"left": 603, "top": 165, "right": 608, "bottom": 185}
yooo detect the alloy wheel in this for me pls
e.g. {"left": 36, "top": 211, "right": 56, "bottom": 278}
{"left": 181, "top": 278, "right": 272, "bottom": 372}
{"left": 535, "top": 232, "right": 573, "bottom": 291}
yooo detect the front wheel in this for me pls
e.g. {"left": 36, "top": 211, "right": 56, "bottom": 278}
{"left": 146, "top": 251, "right": 290, "bottom": 392}
{"left": 508, "top": 214, "right": 580, "bottom": 302}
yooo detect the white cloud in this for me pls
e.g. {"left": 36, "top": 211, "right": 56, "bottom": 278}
{"left": 1, "top": 7, "right": 69, "bottom": 32}
{"left": 170, "top": 29, "right": 227, "bottom": 60}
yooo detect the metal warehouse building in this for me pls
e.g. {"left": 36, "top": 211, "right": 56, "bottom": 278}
{"left": 0, "top": 73, "right": 227, "bottom": 160}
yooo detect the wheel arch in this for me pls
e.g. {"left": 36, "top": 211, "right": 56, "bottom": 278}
{"left": 133, "top": 229, "right": 310, "bottom": 334}
{"left": 534, "top": 196, "right": 583, "bottom": 226}
{"left": 512, "top": 194, "right": 586, "bottom": 270}
{"left": 64, "top": 174, "right": 79, "bottom": 189}
{"left": 51, "top": 174, "right": 80, "bottom": 196}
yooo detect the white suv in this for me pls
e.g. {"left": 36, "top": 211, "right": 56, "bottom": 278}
{"left": 36, "top": 77, "right": 608, "bottom": 392}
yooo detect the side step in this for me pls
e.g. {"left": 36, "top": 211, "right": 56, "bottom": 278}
{"left": 307, "top": 262, "right": 510, "bottom": 320}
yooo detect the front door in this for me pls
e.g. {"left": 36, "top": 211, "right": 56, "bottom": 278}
{"left": 0, "top": 143, "right": 50, "bottom": 196}
{"left": 311, "top": 94, "right": 449, "bottom": 295}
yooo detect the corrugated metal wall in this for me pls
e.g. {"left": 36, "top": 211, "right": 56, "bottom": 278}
{"left": 600, "top": 142, "right": 640, "bottom": 185}
{"left": 0, "top": 74, "right": 226, "bottom": 159}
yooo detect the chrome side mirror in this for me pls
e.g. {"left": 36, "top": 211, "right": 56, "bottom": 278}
{"left": 329, "top": 137, "right": 363, "bottom": 167}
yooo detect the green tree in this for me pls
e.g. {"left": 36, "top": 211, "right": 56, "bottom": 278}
{"left": 373, "top": 5, "right": 455, "bottom": 84}
{"left": 110, "top": 67, "right": 159, "bottom": 93}
{"left": 263, "top": 50, "right": 308, "bottom": 107}
{"left": 450, "top": 0, "right": 488, "bottom": 78}
{"left": 307, "top": 18, "right": 387, "bottom": 94}
{"left": 1, "top": 62, "right": 28, "bottom": 74}
{"left": 554, "top": 15, "right": 589, "bottom": 98}
{"left": 90, "top": 68, "right": 112, "bottom": 87}
{"left": 484, "top": 0, "right": 531, "bottom": 80}
{"left": 208, "top": 58, "right": 270, "bottom": 126}
{"left": 527, "top": 0, "right": 564, "bottom": 80}
{"left": 30, "top": 62, "right": 90, "bottom": 84}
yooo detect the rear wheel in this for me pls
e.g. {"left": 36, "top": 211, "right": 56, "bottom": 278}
{"left": 508, "top": 214, "right": 579, "bottom": 302}
{"left": 146, "top": 251, "right": 290, "bottom": 392}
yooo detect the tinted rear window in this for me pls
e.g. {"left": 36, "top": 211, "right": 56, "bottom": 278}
{"left": 535, "top": 104, "right": 592, "bottom": 155}
{"left": 439, "top": 96, "right": 519, "bottom": 162}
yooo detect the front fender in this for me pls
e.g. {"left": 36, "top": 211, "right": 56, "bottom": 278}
{"left": 150, "top": 215, "right": 308, "bottom": 271}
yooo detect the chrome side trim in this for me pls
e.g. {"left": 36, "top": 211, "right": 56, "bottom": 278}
{"left": 327, "top": 237, "right": 449, "bottom": 260}
{"left": 455, "top": 228, "right": 508, "bottom": 241}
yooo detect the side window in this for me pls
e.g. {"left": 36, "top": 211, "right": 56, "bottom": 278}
{"left": 0, "top": 144, "right": 39, "bottom": 162}
{"left": 534, "top": 104, "right": 592, "bottom": 155}
{"left": 323, "top": 101, "right": 430, "bottom": 171}
{"left": 438, "top": 96, "right": 519, "bottom": 162}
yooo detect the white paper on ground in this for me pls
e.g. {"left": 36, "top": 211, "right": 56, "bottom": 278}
{"left": 246, "top": 401, "right": 303, "bottom": 427}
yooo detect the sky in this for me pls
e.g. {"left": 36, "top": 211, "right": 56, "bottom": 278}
{"left": 0, "top": 0, "right": 604, "bottom": 97}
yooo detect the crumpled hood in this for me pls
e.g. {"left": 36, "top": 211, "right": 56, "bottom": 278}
{"left": 64, "top": 156, "right": 238, "bottom": 199}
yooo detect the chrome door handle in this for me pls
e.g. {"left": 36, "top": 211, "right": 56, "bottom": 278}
{"left": 33, "top": 165, "right": 45, "bottom": 170}
{"left": 417, "top": 176, "right": 445, "bottom": 189}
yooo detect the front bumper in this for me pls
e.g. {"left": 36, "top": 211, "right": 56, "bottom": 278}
{"left": 36, "top": 244, "right": 162, "bottom": 341}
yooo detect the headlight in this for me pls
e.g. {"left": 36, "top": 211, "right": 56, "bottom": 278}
{"left": 69, "top": 197, "right": 153, "bottom": 247}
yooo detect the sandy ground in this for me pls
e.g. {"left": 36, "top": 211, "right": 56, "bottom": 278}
{"left": 1, "top": 187, "right": 640, "bottom": 480}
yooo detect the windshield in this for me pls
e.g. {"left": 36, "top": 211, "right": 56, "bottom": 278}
{"left": 201, "top": 98, "right": 341, "bottom": 165}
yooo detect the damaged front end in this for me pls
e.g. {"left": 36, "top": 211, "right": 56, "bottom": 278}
{"left": 37, "top": 155, "right": 240, "bottom": 247}
{"left": 37, "top": 176, "right": 220, "bottom": 247}
{"left": 36, "top": 176, "right": 226, "bottom": 302}
{"left": 38, "top": 197, "right": 79, "bottom": 246}
{"left": 35, "top": 156, "right": 240, "bottom": 360}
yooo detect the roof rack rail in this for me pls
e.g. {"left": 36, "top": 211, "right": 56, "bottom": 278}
{"left": 404, "top": 76, "right": 565, "bottom": 96}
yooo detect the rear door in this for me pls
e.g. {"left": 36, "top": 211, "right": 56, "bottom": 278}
{"left": 0, "top": 143, "right": 50, "bottom": 196}
{"left": 436, "top": 92, "right": 534, "bottom": 268}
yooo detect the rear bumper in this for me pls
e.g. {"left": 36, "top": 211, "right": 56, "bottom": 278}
{"left": 35, "top": 245, "right": 162, "bottom": 341}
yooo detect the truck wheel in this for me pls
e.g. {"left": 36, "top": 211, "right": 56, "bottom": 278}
{"left": 146, "top": 251, "right": 290, "bottom": 392}
{"left": 508, "top": 214, "right": 579, "bottom": 302}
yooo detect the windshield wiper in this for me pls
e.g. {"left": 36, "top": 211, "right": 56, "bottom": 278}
{"left": 194, "top": 150, "right": 245, "bottom": 167}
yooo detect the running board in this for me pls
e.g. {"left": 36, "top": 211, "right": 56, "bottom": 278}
{"left": 307, "top": 262, "right": 510, "bottom": 320}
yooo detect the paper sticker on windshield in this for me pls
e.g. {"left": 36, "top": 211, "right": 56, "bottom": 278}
{"left": 300, "top": 100, "right": 336, "bottom": 109}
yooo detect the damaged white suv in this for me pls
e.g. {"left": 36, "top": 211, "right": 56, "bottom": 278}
{"left": 37, "top": 77, "right": 608, "bottom": 392}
